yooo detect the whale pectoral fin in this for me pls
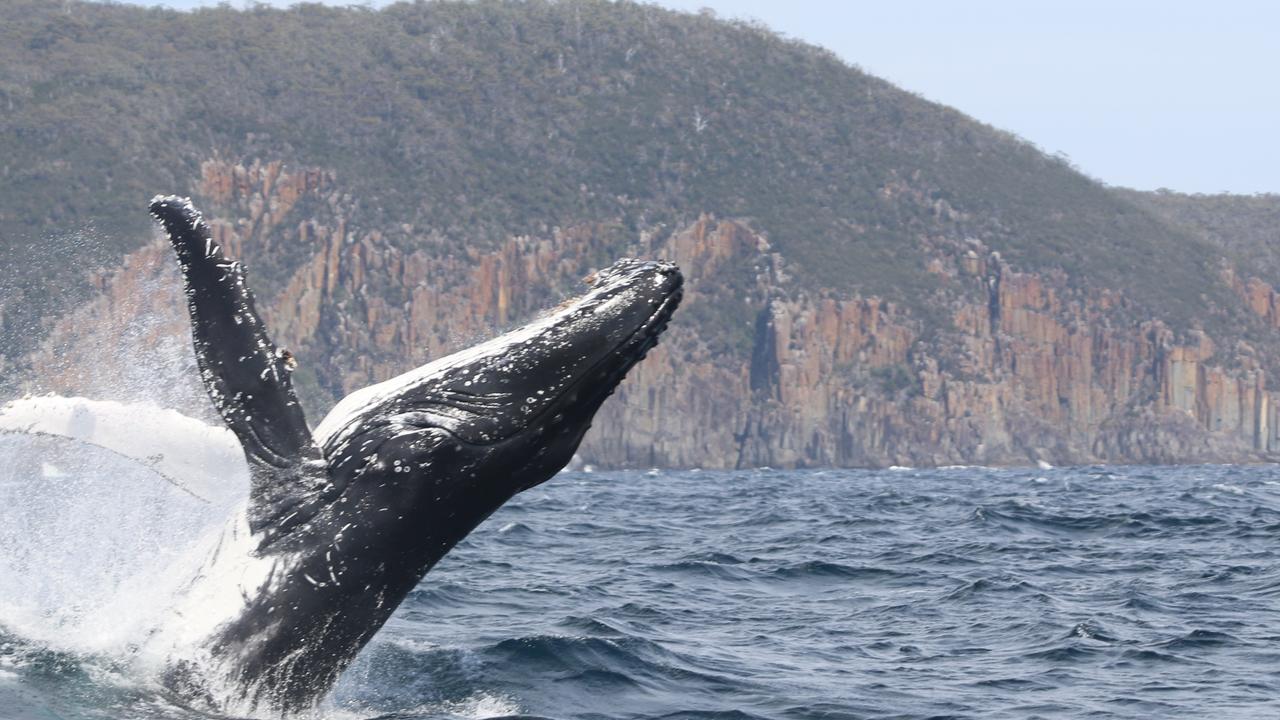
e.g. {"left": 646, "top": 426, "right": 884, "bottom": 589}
{"left": 149, "top": 195, "right": 313, "bottom": 465}
{"left": 150, "top": 196, "right": 329, "bottom": 533}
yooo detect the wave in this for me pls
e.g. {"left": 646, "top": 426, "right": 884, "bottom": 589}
{"left": 768, "top": 561, "right": 911, "bottom": 583}
{"left": 651, "top": 561, "right": 754, "bottom": 582}
{"left": 1155, "top": 629, "right": 1241, "bottom": 650}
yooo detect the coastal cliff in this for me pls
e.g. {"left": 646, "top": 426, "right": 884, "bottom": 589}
{"left": 26, "top": 160, "right": 1280, "bottom": 469}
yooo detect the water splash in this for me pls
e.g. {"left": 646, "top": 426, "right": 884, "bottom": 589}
{"left": 0, "top": 428, "right": 235, "bottom": 655}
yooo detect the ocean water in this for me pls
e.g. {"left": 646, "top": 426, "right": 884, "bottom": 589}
{"left": 3, "top": 456, "right": 1280, "bottom": 719}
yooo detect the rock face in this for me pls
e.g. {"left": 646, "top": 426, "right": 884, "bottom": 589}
{"left": 25, "top": 160, "right": 1280, "bottom": 468}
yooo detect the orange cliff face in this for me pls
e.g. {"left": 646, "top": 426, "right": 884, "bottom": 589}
{"left": 24, "top": 160, "right": 1280, "bottom": 469}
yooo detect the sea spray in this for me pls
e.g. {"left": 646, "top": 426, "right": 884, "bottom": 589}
{"left": 14, "top": 231, "right": 208, "bottom": 414}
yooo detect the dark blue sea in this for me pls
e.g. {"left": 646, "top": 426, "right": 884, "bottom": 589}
{"left": 4, "top": 462, "right": 1280, "bottom": 719}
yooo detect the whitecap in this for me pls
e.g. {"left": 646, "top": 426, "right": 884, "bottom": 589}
{"left": 443, "top": 693, "right": 523, "bottom": 719}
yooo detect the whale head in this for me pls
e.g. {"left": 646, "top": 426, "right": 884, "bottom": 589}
{"left": 311, "top": 258, "right": 682, "bottom": 542}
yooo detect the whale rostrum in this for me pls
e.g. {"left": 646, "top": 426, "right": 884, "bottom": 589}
{"left": 146, "top": 195, "right": 683, "bottom": 712}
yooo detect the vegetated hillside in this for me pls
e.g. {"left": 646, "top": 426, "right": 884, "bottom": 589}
{"left": 1118, "top": 189, "right": 1280, "bottom": 282}
{"left": 6, "top": 0, "right": 1280, "bottom": 467}
{"left": 0, "top": 0, "right": 1244, "bottom": 357}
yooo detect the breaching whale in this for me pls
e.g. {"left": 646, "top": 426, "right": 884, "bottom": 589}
{"left": 143, "top": 196, "right": 682, "bottom": 712}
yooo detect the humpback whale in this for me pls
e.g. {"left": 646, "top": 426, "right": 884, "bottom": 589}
{"left": 144, "top": 196, "right": 682, "bottom": 712}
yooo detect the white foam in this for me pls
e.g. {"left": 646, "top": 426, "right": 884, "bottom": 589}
{"left": 443, "top": 693, "right": 523, "bottom": 718}
{"left": 0, "top": 395, "right": 247, "bottom": 505}
{"left": 0, "top": 396, "right": 253, "bottom": 672}
{"left": 0, "top": 450, "right": 228, "bottom": 658}
{"left": 320, "top": 693, "right": 522, "bottom": 720}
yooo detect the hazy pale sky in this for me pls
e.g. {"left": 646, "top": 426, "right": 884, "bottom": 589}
{"left": 100, "top": 0, "right": 1280, "bottom": 194}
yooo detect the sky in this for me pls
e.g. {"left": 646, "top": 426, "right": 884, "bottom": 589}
{"left": 100, "top": 0, "right": 1280, "bottom": 194}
